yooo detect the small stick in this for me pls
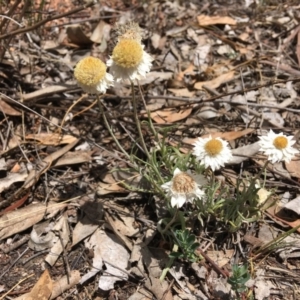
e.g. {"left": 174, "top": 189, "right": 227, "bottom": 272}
{"left": 197, "top": 248, "right": 229, "bottom": 278}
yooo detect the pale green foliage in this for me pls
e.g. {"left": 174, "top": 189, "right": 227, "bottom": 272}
{"left": 228, "top": 264, "right": 252, "bottom": 299}
{"left": 194, "top": 176, "right": 265, "bottom": 232}
{"left": 169, "top": 229, "right": 200, "bottom": 262}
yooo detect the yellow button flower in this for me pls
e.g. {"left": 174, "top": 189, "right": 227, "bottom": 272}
{"left": 74, "top": 56, "right": 113, "bottom": 94}
{"left": 107, "top": 23, "right": 153, "bottom": 82}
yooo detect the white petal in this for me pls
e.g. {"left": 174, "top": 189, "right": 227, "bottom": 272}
{"left": 259, "top": 130, "right": 298, "bottom": 163}
{"left": 107, "top": 49, "right": 152, "bottom": 82}
{"left": 171, "top": 195, "right": 186, "bottom": 208}
{"left": 161, "top": 181, "right": 172, "bottom": 190}
{"left": 193, "top": 136, "right": 232, "bottom": 171}
{"left": 173, "top": 168, "right": 181, "bottom": 176}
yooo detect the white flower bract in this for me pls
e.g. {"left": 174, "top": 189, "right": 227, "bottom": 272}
{"left": 107, "top": 42, "right": 152, "bottom": 82}
{"left": 193, "top": 136, "right": 232, "bottom": 171}
{"left": 161, "top": 168, "right": 205, "bottom": 208}
{"left": 259, "top": 130, "right": 298, "bottom": 163}
{"left": 107, "top": 23, "right": 152, "bottom": 82}
{"left": 74, "top": 56, "right": 114, "bottom": 94}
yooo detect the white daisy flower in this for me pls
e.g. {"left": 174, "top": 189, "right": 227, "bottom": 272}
{"left": 193, "top": 136, "right": 232, "bottom": 171}
{"left": 107, "top": 23, "right": 153, "bottom": 82}
{"left": 258, "top": 130, "right": 298, "bottom": 163}
{"left": 74, "top": 56, "right": 114, "bottom": 94}
{"left": 161, "top": 168, "right": 205, "bottom": 208}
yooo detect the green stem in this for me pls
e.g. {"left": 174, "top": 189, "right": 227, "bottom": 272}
{"left": 97, "top": 95, "right": 131, "bottom": 161}
{"left": 160, "top": 209, "right": 179, "bottom": 234}
{"left": 131, "top": 80, "right": 164, "bottom": 185}
{"left": 159, "top": 244, "right": 178, "bottom": 282}
{"left": 257, "top": 160, "right": 269, "bottom": 179}
{"left": 130, "top": 80, "right": 150, "bottom": 159}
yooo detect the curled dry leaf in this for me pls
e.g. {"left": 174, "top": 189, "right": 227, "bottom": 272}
{"left": 169, "top": 266, "right": 206, "bottom": 300}
{"left": 137, "top": 71, "right": 173, "bottom": 85}
{"left": 107, "top": 206, "right": 139, "bottom": 237}
{"left": 195, "top": 105, "right": 220, "bottom": 119}
{"left": 130, "top": 244, "right": 172, "bottom": 300}
{"left": 263, "top": 112, "right": 284, "bottom": 128}
{"left": 0, "top": 171, "right": 28, "bottom": 193}
{"left": 151, "top": 32, "right": 162, "bottom": 49}
{"left": 28, "top": 220, "right": 55, "bottom": 251}
{"left": 22, "top": 85, "right": 71, "bottom": 102}
{"left": 168, "top": 88, "right": 195, "bottom": 98}
{"left": 254, "top": 280, "right": 272, "bottom": 300}
{"left": 26, "top": 132, "right": 77, "bottom": 146}
{"left": 194, "top": 42, "right": 211, "bottom": 68}
{"left": 50, "top": 270, "right": 81, "bottom": 300}
{"left": 265, "top": 201, "right": 300, "bottom": 233}
{"left": 10, "top": 163, "right": 21, "bottom": 173}
{"left": 0, "top": 158, "right": 6, "bottom": 170}
{"left": 54, "top": 150, "right": 92, "bottom": 167}
{"left": 176, "top": 62, "right": 195, "bottom": 81}
{"left": 208, "top": 276, "right": 232, "bottom": 299}
{"left": 243, "top": 234, "right": 265, "bottom": 249}
{"left": 112, "top": 169, "right": 148, "bottom": 190}
{"left": 14, "top": 270, "right": 81, "bottom": 300}
{"left": 97, "top": 181, "right": 126, "bottom": 195}
{"left": 296, "top": 27, "right": 300, "bottom": 67}
{"left": 90, "top": 20, "right": 111, "bottom": 44}
{"left": 72, "top": 202, "right": 104, "bottom": 247}
{"left": 23, "top": 269, "right": 52, "bottom": 300}
{"left": 150, "top": 107, "right": 193, "bottom": 124}
{"left": 105, "top": 211, "right": 133, "bottom": 251}
{"left": 0, "top": 99, "right": 21, "bottom": 116}
{"left": 0, "top": 193, "right": 30, "bottom": 216}
{"left": 72, "top": 218, "right": 98, "bottom": 248}
{"left": 205, "top": 249, "right": 234, "bottom": 268}
{"left": 285, "top": 160, "right": 300, "bottom": 178}
{"left": 80, "top": 228, "right": 129, "bottom": 291}
{"left": 142, "top": 99, "right": 165, "bottom": 112}
{"left": 0, "top": 202, "right": 67, "bottom": 241}
{"left": 194, "top": 71, "right": 235, "bottom": 90}
{"left": 278, "top": 234, "right": 300, "bottom": 261}
{"left": 45, "top": 215, "right": 70, "bottom": 266}
{"left": 96, "top": 171, "right": 133, "bottom": 195}
{"left": 4, "top": 135, "right": 22, "bottom": 152}
{"left": 253, "top": 270, "right": 275, "bottom": 300}
{"left": 66, "top": 24, "right": 93, "bottom": 45}
{"left": 230, "top": 142, "right": 260, "bottom": 164}
{"left": 283, "top": 196, "right": 300, "bottom": 215}
{"left": 197, "top": 14, "right": 237, "bottom": 26}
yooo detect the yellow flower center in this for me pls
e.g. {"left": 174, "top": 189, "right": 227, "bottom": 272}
{"left": 273, "top": 136, "right": 288, "bottom": 150}
{"left": 112, "top": 39, "right": 143, "bottom": 68}
{"left": 74, "top": 57, "right": 106, "bottom": 86}
{"left": 204, "top": 139, "right": 223, "bottom": 156}
{"left": 172, "top": 172, "right": 195, "bottom": 194}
